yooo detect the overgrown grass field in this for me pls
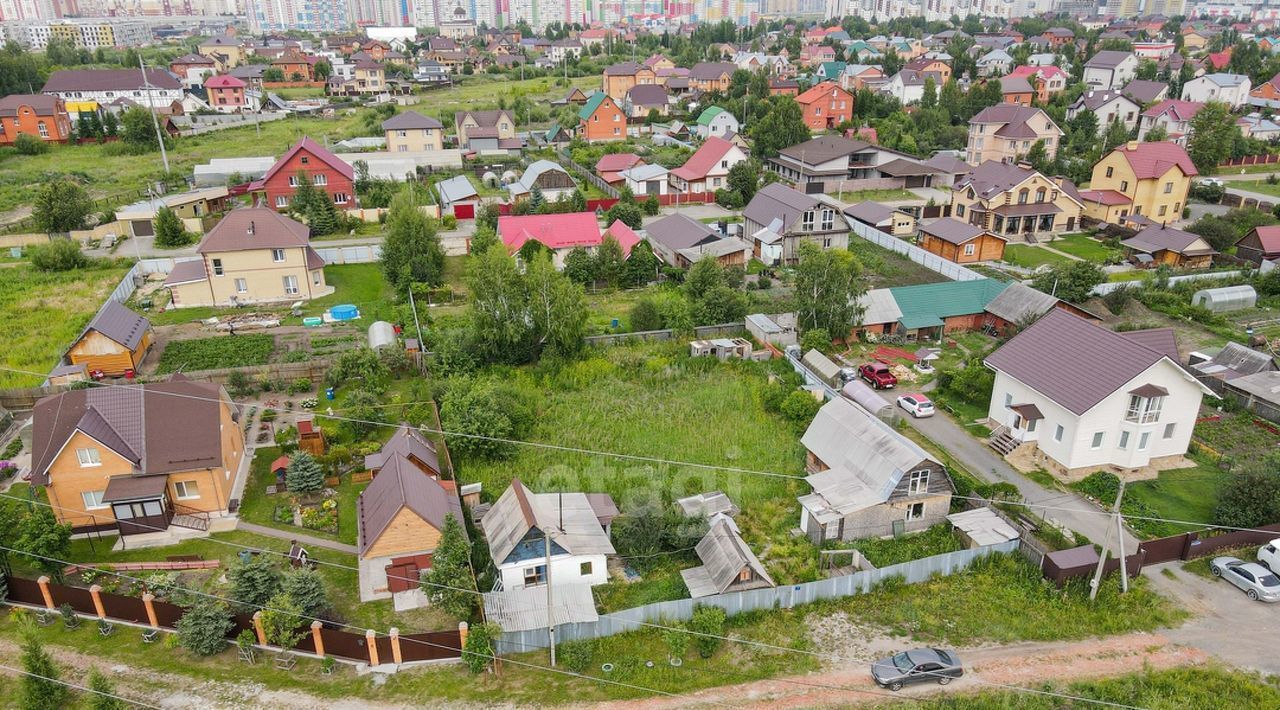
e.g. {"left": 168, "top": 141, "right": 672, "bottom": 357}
{"left": 156, "top": 334, "right": 274, "bottom": 373}
{"left": 0, "top": 262, "right": 131, "bottom": 388}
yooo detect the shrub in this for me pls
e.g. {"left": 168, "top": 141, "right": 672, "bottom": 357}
{"left": 258, "top": 592, "right": 305, "bottom": 650}
{"left": 14, "top": 134, "right": 49, "bottom": 155}
{"left": 1215, "top": 466, "right": 1280, "bottom": 528}
{"left": 1101, "top": 286, "right": 1132, "bottom": 314}
{"left": 779, "top": 390, "right": 822, "bottom": 432}
{"left": 1075, "top": 471, "right": 1121, "bottom": 503}
{"left": 463, "top": 621, "right": 500, "bottom": 674}
{"left": 28, "top": 239, "right": 89, "bottom": 272}
{"left": 799, "top": 328, "right": 831, "bottom": 354}
{"left": 689, "top": 605, "right": 726, "bottom": 658}
{"left": 176, "top": 599, "right": 234, "bottom": 656}
{"left": 629, "top": 298, "right": 663, "bottom": 332}
{"left": 559, "top": 639, "right": 595, "bottom": 673}
{"left": 227, "top": 555, "right": 283, "bottom": 611}
{"left": 287, "top": 378, "right": 313, "bottom": 395}
{"left": 664, "top": 623, "right": 689, "bottom": 659}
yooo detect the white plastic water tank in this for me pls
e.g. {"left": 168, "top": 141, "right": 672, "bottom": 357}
{"left": 368, "top": 321, "right": 397, "bottom": 350}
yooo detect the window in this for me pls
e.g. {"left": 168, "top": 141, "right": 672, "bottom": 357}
{"left": 212, "top": 258, "right": 223, "bottom": 276}
{"left": 312, "top": 271, "right": 321, "bottom": 285}
{"left": 522, "top": 565, "right": 546, "bottom": 586}
{"left": 1091, "top": 431, "right": 1103, "bottom": 449}
{"left": 1120, "top": 180, "right": 1129, "bottom": 192}
{"left": 1164, "top": 181, "right": 1174, "bottom": 194}
{"left": 1035, "top": 188, "right": 1046, "bottom": 203}
{"left": 821, "top": 209, "right": 834, "bottom": 231}
{"left": 1163, "top": 422, "right": 1176, "bottom": 439}
{"left": 76, "top": 447, "right": 101, "bottom": 467}
{"left": 962, "top": 243, "right": 977, "bottom": 256}
{"left": 333, "top": 193, "right": 349, "bottom": 204}
{"left": 288, "top": 175, "right": 299, "bottom": 187}
{"left": 908, "top": 470, "right": 929, "bottom": 495}
{"left": 906, "top": 502, "right": 924, "bottom": 520}
{"left": 235, "top": 278, "right": 247, "bottom": 293}
{"left": 1126, "top": 395, "right": 1163, "bottom": 424}
{"left": 300, "top": 155, "right": 309, "bottom": 165}
{"left": 283, "top": 275, "right": 299, "bottom": 295}
{"left": 37, "top": 121, "right": 48, "bottom": 138}
{"left": 1138, "top": 432, "right": 1150, "bottom": 451}
{"left": 174, "top": 480, "right": 200, "bottom": 499}
{"left": 1004, "top": 393, "right": 1013, "bottom": 407}
{"left": 1158, "top": 205, "right": 1167, "bottom": 216}
{"left": 802, "top": 210, "right": 815, "bottom": 231}
{"left": 1119, "top": 431, "right": 1130, "bottom": 449}
{"left": 275, "top": 195, "right": 288, "bottom": 208}
{"left": 313, "top": 174, "right": 327, "bottom": 186}
{"left": 579, "top": 561, "right": 592, "bottom": 576}
{"left": 271, "top": 248, "right": 286, "bottom": 263}
{"left": 955, "top": 204, "right": 965, "bottom": 217}
{"left": 1018, "top": 188, "right": 1029, "bottom": 204}
{"left": 82, "top": 490, "right": 107, "bottom": 510}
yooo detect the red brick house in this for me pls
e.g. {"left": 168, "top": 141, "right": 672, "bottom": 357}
{"left": 251, "top": 137, "right": 355, "bottom": 211}
{"left": 795, "top": 81, "right": 854, "bottom": 130}
{"left": 205, "top": 74, "right": 248, "bottom": 113}
{"left": 578, "top": 91, "right": 628, "bottom": 143}
{"left": 272, "top": 48, "right": 318, "bottom": 81}
{"left": 0, "top": 94, "right": 72, "bottom": 145}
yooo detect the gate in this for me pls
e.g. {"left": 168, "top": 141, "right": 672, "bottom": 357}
{"left": 453, "top": 203, "right": 475, "bottom": 220}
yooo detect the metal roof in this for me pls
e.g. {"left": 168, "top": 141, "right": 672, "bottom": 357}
{"left": 858, "top": 288, "right": 904, "bottom": 326}
{"left": 435, "top": 174, "right": 477, "bottom": 204}
{"left": 483, "top": 583, "right": 598, "bottom": 632}
{"left": 480, "top": 480, "right": 616, "bottom": 565}
{"left": 81, "top": 300, "right": 150, "bottom": 350}
{"left": 889, "top": 279, "right": 1009, "bottom": 330}
{"left": 681, "top": 517, "right": 775, "bottom": 598}
{"left": 947, "top": 507, "right": 1020, "bottom": 546}
{"left": 984, "top": 282, "right": 1060, "bottom": 324}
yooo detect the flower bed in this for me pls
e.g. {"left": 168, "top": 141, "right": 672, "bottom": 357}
{"left": 299, "top": 499, "right": 338, "bottom": 534}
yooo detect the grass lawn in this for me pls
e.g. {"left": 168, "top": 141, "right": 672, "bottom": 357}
{"left": 1047, "top": 233, "right": 1120, "bottom": 262}
{"left": 0, "top": 262, "right": 131, "bottom": 388}
{"left": 1108, "top": 270, "right": 1149, "bottom": 282}
{"left": 1234, "top": 179, "right": 1280, "bottom": 198}
{"left": 237, "top": 446, "right": 366, "bottom": 546}
{"left": 1125, "top": 463, "right": 1228, "bottom": 538}
{"left": 1002, "top": 244, "right": 1075, "bottom": 269}
{"left": 835, "top": 188, "right": 919, "bottom": 203}
{"left": 846, "top": 523, "right": 964, "bottom": 567}
{"left": 848, "top": 237, "right": 948, "bottom": 288}
{"left": 1182, "top": 546, "right": 1256, "bottom": 578}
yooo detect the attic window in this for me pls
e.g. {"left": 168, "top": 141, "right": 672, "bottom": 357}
{"left": 300, "top": 156, "right": 309, "bottom": 165}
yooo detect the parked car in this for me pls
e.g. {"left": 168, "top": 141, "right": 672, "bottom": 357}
{"left": 859, "top": 362, "right": 898, "bottom": 389}
{"left": 1258, "top": 539, "right": 1280, "bottom": 573}
{"left": 1210, "top": 556, "right": 1280, "bottom": 602}
{"left": 897, "top": 394, "right": 935, "bottom": 418}
{"left": 1199, "top": 177, "right": 1224, "bottom": 188}
{"left": 871, "top": 648, "right": 963, "bottom": 691}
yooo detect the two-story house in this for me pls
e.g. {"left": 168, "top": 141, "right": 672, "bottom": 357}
{"left": 252, "top": 137, "right": 354, "bottom": 211}
{"left": 966, "top": 105, "right": 1062, "bottom": 165}
{"left": 986, "top": 309, "right": 1214, "bottom": 482}
{"left": 1006, "top": 65, "right": 1067, "bottom": 103}
{"left": 694, "top": 105, "right": 739, "bottom": 139}
{"left": 767, "top": 135, "right": 929, "bottom": 191}
{"left": 382, "top": 110, "right": 444, "bottom": 152}
{"left": 797, "top": 398, "right": 953, "bottom": 543}
{"left": 205, "top": 74, "right": 249, "bottom": 113}
{"left": 743, "top": 182, "right": 850, "bottom": 265}
{"left": 1182, "top": 73, "right": 1252, "bottom": 108}
{"left": 794, "top": 80, "right": 854, "bottom": 130}
{"left": 1137, "top": 99, "right": 1205, "bottom": 146}
{"left": 578, "top": 91, "right": 628, "bottom": 143}
{"left": 1079, "top": 141, "right": 1197, "bottom": 224}
{"left": 1083, "top": 50, "right": 1138, "bottom": 90}
{"left": 42, "top": 68, "right": 184, "bottom": 112}
{"left": 163, "top": 208, "right": 332, "bottom": 308}
{"left": 29, "top": 376, "right": 246, "bottom": 537}
{"left": 950, "top": 160, "right": 1084, "bottom": 240}
{"left": 602, "top": 61, "right": 656, "bottom": 100}
{"left": 1067, "top": 90, "right": 1142, "bottom": 133}
{"left": 670, "top": 136, "right": 747, "bottom": 194}
{"left": 0, "top": 94, "right": 72, "bottom": 145}
{"left": 688, "top": 62, "right": 735, "bottom": 92}
{"left": 454, "top": 109, "right": 516, "bottom": 150}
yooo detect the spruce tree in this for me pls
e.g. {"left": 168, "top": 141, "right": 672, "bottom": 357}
{"left": 285, "top": 451, "right": 324, "bottom": 495}
{"left": 20, "top": 631, "right": 66, "bottom": 710}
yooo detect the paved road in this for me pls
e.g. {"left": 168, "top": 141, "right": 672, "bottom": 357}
{"left": 237, "top": 520, "right": 357, "bottom": 554}
{"left": 902, "top": 408, "right": 1139, "bottom": 555}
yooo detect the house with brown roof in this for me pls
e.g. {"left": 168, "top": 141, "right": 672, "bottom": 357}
{"left": 1234, "top": 225, "right": 1280, "bottom": 265}
{"left": 744, "top": 182, "right": 851, "bottom": 265}
{"left": 624, "top": 84, "right": 671, "bottom": 118}
{"left": 1083, "top": 50, "right": 1138, "bottom": 90}
{"left": 1137, "top": 99, "right": 1204, "bottom": 146}
{"left": 0, "top": 94, "right": 72, "bottom": 145}
{"left": 64, "top": 301, "right": 152, "bottom": 378}
{"left": 382, "top": 110, "right": 444, "bottom": 152}
{"left": 985, "top": 309, "right": 1214, "bottom": 482}
{"left": 163, "top": 208, "right": 332, "bottom": 308}
{"left": 42, "top": 68, "right": 184, "bottom": 112}
{"left": 357, "top": 425, "right": 463, "bottom": 606}
{"left": 965, "top": 105, "right": 1062, "bottom": 165}
{"left": 918, "top": 218, "right": 1007, "bottom": 263}
{"left": 950, "top": 161, "right": 1083, "bottom": 240}
{"left": 601, "top": 61, "right": 655, "bottom": 100}
{"left": 1121, "top": 224, "right": 1217, "bottom": 269}
{"left": 999, "top": 76, "right": 1034, "bottom": 106}
{"left": 688, "top": 62, "right": 735, "bottom": 92}
{"left": 843, "top": 201, "right": 917, "bottom": 237}
{"left": 454, "top": 109, "right": 516, "bottom": 150}
{"left": 29, "top": 376, "right": 246, "bottom": 537}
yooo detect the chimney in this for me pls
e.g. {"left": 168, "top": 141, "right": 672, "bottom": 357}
{"left": 248, "top": 220, "right": 255, "bottom": 235}
{"left": 1126, "top": 140, "right": 1138, "bottom": 151}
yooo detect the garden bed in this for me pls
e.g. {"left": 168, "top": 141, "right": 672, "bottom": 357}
{"left": 157, "top": 334, "right": 275, "bottom": 373}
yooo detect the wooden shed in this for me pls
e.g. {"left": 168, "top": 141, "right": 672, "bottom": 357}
{"left": 296, "top": 419, "right": 326, "bottom": 456}
{"left": 65, "top": 301, "right": 152, "bottom": 377}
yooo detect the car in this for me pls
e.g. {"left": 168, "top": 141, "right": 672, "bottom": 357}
{"left": 1258, "top": 539, "right": 1280, "bottom": 573}
{"left": 871, "top": 648, "right": 963, "bottom": 691}
{"left": 897, "top": 394, "right": 935, "bottom": 418}
{"left": 1210, "top": 556, "right": 1280, "bottom": 602}
{"left": 859, "top": 362, "right": 898, "bottom": 389}
{"left": 1199, "top": 178, "right": 1224, "bottom": 188}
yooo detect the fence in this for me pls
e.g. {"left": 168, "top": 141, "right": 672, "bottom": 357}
{"left": 583, "top": 322, "right": 744, "bottom": 347}
{"left": 1090, "top": 269, "right": 1246, "bottom": 296}
{"left": 496, "top": 539, "right": 1019, "bottom": 652}
{"left": 1138, "top": 522, "right": 1280, "bottom": 565}
{"left": 1042, "top": 547, "right": 1146, "bottom": 586}
{"left": 314, "top": 244, "right": 382, "bottom": 264}
{"left": 848, "top": 220, "right": 984, "bottom": 282}
{"left": 557, "top": 149, "right": 620, "bottom": 198}
{"left": 1220, "top": 154, "right": 1280, "bottom": 168}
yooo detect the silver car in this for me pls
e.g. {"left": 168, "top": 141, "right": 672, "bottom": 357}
{"left": 1210, "top": 556, "right": 1280, "bottom": 602}
{"left": 871, "top": 648, "right": 963, "bottom": 691}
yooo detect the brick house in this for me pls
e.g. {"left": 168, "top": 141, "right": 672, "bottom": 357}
{"left": 205, "top": 74, "right": 248, "bottom": 113}
{"left": 578, "top": 91, "right": 627, "bottom": 143}
{"left": 0, "top": 94, "right": 72, "bottom": 145}
{"left": 252, "top": 136, "right": 355, "bottom": 211}
{"left": 795, "top": 81, "right": 854, "bottom": 130}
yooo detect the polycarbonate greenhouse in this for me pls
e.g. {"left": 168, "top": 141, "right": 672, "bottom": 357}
{"left": 1191, "top": 285, "right": 1257, "bottom": 313}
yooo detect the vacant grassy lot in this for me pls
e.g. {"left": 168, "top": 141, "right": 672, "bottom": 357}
{"left": 1233, "top": 178, "right": 1280, "bottom": 198}
{"left": 835, "top": 188, "right": 919, "bottom": 203}
{"left": 1002, "top": 244, "right": 1074, "bottom": 269}
{"left": 1048, "top": 233, "right": 1121, "bottom": 262}
{"left": 156, "top": 333, "right": 274, "bottom": 373}
{"left": 0, "top": 262, "right": 131, "bottom": 388}
{"left": 848, "top": 236, "right": 948, "bottom": 288}
{"left": 847, "top": 523, "right": 965, "bottom": 567}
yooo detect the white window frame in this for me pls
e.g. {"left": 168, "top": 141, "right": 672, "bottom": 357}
{"left": 1054, "top": 425, "right": 1064, "bottom": 442}
{"left": 235, "top": 278, "right": 248, "bottom": 293}
{"left": 906, "top": 502, "right": 925, "bottom": 521}
{"left": 174, "top": 480, "right": 200, "bottom": 500}
{"left": 908, "top": 469, "right": 930, "bottom": 495}
{"left": 1138, "top": 432, "right": 1150, "bottom": 451}
{"left": 272, "top": 248, "right": 286, "bottom": 262}
{"left": 76, "top": 448, "right": 101, "bottom": 467}
{"left": 82, "top": 490, "right": 108, "bottom": 510}
{"left": 1118, "top": 431, "right": 1130, "bottom": 450}
{"left": 313, "top": 174, "right": 327, "bottom": 186}
{"left": 963, "top": 243, "right": 976, "bottom": 256}
{"left": 275, "top": 195, "right": 288, "bottom": 208}
{"left": 283, "top": 275, "right": 299, "bottom": 295}
{"left": 1091, "top": 431, "right": 1104, "bottom": 449}
{"left": 1163, "top": 422, "right": 1176, "bottom": 439}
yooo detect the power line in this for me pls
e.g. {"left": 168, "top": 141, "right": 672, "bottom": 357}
{"left": 0, "top": 662, "right": 166, "bottom": 710}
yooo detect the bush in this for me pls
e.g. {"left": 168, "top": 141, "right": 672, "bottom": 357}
{"left": 463, "top": 621, "right": 501, "bottom": 674}
{"left": 14, "top": 134, "right": 49, "bottom": 155}
{"left": 799, "top": 328, "right": 831, "bottom": 353}
{"left": 1215, "top": 465, "right": 1280, "bottom": 528}
{"left": 1101, "top": 286, "right": 1132, "bottom": 314}
{"left": 28, "top": 239, "right": 89, "bottom": 272}
{"left": 664, "top": 623, "right": 689, "bottom": 659}
{"left": 689, "top": 605, "right": 726, "bottom": 658}
{"left": 559, "top": 639, "right": 595, "bottom": 673}
{"left": 176, "top": 599, "right": 234, "bottom": 656}
{"left": 629, "top": 298, "right": 663, "bottom": 332}
{"left": 281, "top": 566, "right": 328, "bottom": 618}
{"left": 779, "top": 390, "right": 822, "bottom": 432}
{"left": 1075, "top": 471, "right": 1120, "bottom": 503}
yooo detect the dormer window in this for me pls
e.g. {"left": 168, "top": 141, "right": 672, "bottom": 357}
{"left": 1126, "top": 385, "right": 1166, "bottom": 424}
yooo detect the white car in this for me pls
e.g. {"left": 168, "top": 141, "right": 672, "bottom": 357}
{"left": 1199, "top": 178, "right": 1224, "bottom": 188}
{"left": 897, "top": 394, "right": 935, "bottom": 418}
{"left": 1259, "top": 539, "right": 1280, "bottom": 573}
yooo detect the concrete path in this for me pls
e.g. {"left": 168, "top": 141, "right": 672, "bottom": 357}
{"left": 236, "top": 520, "right": 357, "bottom": 554}
{"left": 902, "top": 409, "right": 1139, "bottom": 555}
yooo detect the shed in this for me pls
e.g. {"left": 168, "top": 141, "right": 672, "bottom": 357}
{"left": 947, "top": 507, "right": 1020, "bottom": 547}
{"left": 840, "top": 380, "right": 897, "bottom": 422}
{"left": 1191, "top": 285, "right": 1256, "bottom": 313}
{"left": 801, "top": 348, "right": 844, "bottom": 387}
{"left": 66, "top": 301, "right": 153, "bottom": 377}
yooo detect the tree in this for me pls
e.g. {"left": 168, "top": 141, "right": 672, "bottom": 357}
{"left": 227, "top": 554, "right": 283, "bottom": 611}
{"left": 258, "top": 592, "right": 306, "bottom": 651}
{"left": 750, "top": 97, "right": 810, "bottom": 158}
{"left": 467, "top": 243, "right": 536, "bottom": 363}
{"left": 689, "top": 605, "right": 726, "bottom": 658}
{"left": 612, "top": 505, "right": 706, "bottom": 573}
{"left": 629, "top": 298, "right": 663, "bottom": 331}
{"left": 282, "top": 566, "right": 328, "bottom": 618}
{"left": 462, "top": 621, "right": 501, "bottom": 674}
{"left": 625, "top": 241, "right": 659, "bottom": 286}
{"left": 1215, "top": 462, "right": 1280, "bottom": 528}
{"left": 285, "top": 451, "right": 324, "bottom": 495}
{"left": 101, "top": 110, "right": 118, "bottom": 137}
{"left": 13, "top": 133, "right": 48, "bottom": 155}
{"left": 526, "top": 253, "right": 588, "bottom": 359}
{"left": 1030, "top": 260, "right": 1105, "bottom": 303}
{"left": 439, "top": 377, "right": 533, "bottom": 460}
{"left": 17, "top": 507, "right": 71, "bottom": 582}
{"left": 562, "top": 246, "right": 597, "bottom": 284}
{"left": 1186, "top": 215, "right": 1239, "bottom": 252}
{"left": 153, "top": 206, "right": 193, "bottom": 248}
{"left": 469, "top": 225, "right": 498, "bottom": 255}
{"left": 792, "top": 243, "right": 866, "bottom": 337}
{"left": 118, "top": 106, "right": 158, "bottom": 149}
{"left": 263, "top": 67, "right": 285, "bottom": 82}
{"left": 1187, "top": 102, "right": 1238, "bottom": 175}
{"left": 1102, "top": 118, "right": 1130, "bottom": 152}
{"left": 313, "top": 59, "right": 332, "bottom": 80}
{"left": 684, "top": 257, "right": 726, "bottom": 301}
{"left": 726, "top": 159, "right": 761, "bottom": 204}
{"left": 692, "top": 284, "right": 747, "bottom": 324}
{"left": 381, "top": 189, "right": 445, "bottom": 295}
{"left": 1024, "top": 139, "right": 1050, "bottom": 174}
{"left": 594, "top": 234, "right": 626, "bottom": 287}
{"left": 28, "top": 239, "right": 89, "bottom": 271}
{"left": 603, "top": 200, "right": 644, "bottom": 229}
{"left": 420, "top": 514, "right": 476, "bottom": 619}
{"left": 1143, "top": 124, "right": 1169, "bottom": 143}
{"left": 176, "top": 599, "right": 235, "bottom": 656}
{"left": 87, "top": 669, "right": 126, "bottom": 710}
{"left": 20, "top": 631, "right": 66, "bottom": 710}
{"left": 32, "top": 179, "right": 93, "bottom": 233}
{"left": 343, "top": 389, "right": 386, "bottom": 439}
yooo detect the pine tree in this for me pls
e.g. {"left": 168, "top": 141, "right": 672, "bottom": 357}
{"left": 285, "top": 452, "right": 324, "bottom": 495}
{"left": 20, "top": 631, "right": 66, "bottom": 710}
{"left": 87, "top": 669, "right": 126, "bottom": 710}
{"left": 153, "top": 206, "right": 191, "bottom": 248}
{"left": 529, "top": 186, "right": 546, "bottom": 211}
{"left": 421, "top": 513, "right": 477, "bottom": 619}
{"left": 282, "top": 566, "right": 328, "bottom": 618}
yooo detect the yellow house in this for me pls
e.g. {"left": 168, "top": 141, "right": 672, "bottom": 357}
{"left": 199, "top": 36, "right": 247, "bottom": 68}
{"left": 951, "top": 161, "right": 1084, "bottom": 240}
{"left": 29, "top": 376, "right": 245, "bottom": 537}
{"left": 164, "top": 207, "right": 332, "bottom": 309}
{"left": 1079, "top": 141, "right": 1197, "bottom": 224}
{"left": 65, "top": 301, "right": 152, "bottom": 377}
{"left": 382, "top": 110, "right": 445, "bottom": 152}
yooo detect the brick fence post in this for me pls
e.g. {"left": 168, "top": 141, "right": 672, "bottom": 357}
{"left": 366, "top": 630, "right": 379, "bottom": 666}
{"left": 88, "top": 584, "right": 106, "bottom": 619}
{"left": 458, "top": 621, "right": 468, "bottom": 651}
{"left": 36, "top": 576, "right": 54, "bottom": 610}
{"left": 389, "top": 627, "right": 402, "bottom": 665}
{"left": 310, "top": 621, "right": 324, "bottom": 658}
{"left": 142, "top": 593, "right": 159, "bottom": 627}
{"left": 252, "top": 611, "right": 267, "bottom": 645}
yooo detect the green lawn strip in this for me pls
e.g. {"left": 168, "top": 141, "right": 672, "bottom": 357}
{"left": 156, "top": 334, "right": 274, "bottom": 373}
{"left": 0, "top": 263, "right": 131, "bottom": 388}
{"left": 1108, "top": 270, "right": 1148, "bottom": 282}
{"left": 1182, "top": 546, "right": 1257, "bottom": 579}
{"left": 300, "top": 263, "right": 399, "bottom": 323}
{"left": 1021, "top": 467, "right": 1062, "bottom": 492}
{"left": 1001, "top": 244, "right": 1074, "bottom": 269}
{"left": 1236, "top": 179, "right": 1280, "bottom": 198}
{"left": 1124, "top": 462, "right": 1228, "bottom": 538}
{"left": 1046, "top": 233, "right": 1120, "bottom": 261}
{"left": 846, "top": 523, "right": 964, "bottom": 567}
{"left": 835, "top": 188, "right": 919, "bottom": 202}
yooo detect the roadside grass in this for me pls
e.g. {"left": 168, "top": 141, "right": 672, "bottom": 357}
{"left": 156, "top": 333, "right": 274, "bottom": 373}
{"left": 1182, "top": 547, "right": 1256, "bottom": 579}
{"left": 848, "top": 237, "right": 948, "bottom": 288}
{"left": 1021, "top": 467, "right": 1062, "bottom": 492}
{"left": 1047, "top": 233, "right": 1120, "bottom": 262}
{"left": 237, "top": 446, "right": 366, "bottom": 546}
{"left": 0, "top": 262, "right": 131, "bottom": 388}
{"left": 1124, "top": 462, "right": 1228, "bottom": 538}
{"left": 1233, "top": 179, "right": 1280, "bottom": 198}
{"left": 847, "top": 523, "right": 964, "bottom": 567}
{"left": 1001, "top": 244, "right": 1074, "bottom": 269}
{"left": 1108, "top": 270, "right": 1149, "bottom": 282}
{"left": 835, "top": 188, "right": 919, "bottom": 203}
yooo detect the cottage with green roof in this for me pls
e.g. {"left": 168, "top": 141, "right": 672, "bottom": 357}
{"left": 579, "top": 90, "right": 628, "bottom": 143}
{"left": 856, "top": 279, "right": 1010, "bottom": 341}
{"left": 695, "top": 105, "right": 739, "bottom": 140}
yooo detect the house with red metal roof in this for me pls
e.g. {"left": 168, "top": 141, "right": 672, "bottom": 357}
{"left": 670, "top": 136, "right": 747, "bottom": 194}
{"left": 794, "top": 80, "right": 854, "bottom": 130}
{"left": 205, "top": 74, "right": 249, "bottom": 113}
{"left": 594, "top": 153, "right": 645, "bottom": 186}
{"left": 250, "top": 136, "right": 355, "bottom": 211}
{"left": 1235, "top": 225, "right": 1280, "bottom": 265}
{"left": 1080, "top": 141, "right": 1196, "bottom": 224}
{"left": 497, "top": 212, "right": 638, "bottom": 269}
{"left": 1137, "top": 99, "right": 1204, "bottom": 146}
{"left": 984, "top": 309, "right": 1213, "bottom": 482}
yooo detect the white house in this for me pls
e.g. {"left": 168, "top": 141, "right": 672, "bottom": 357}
{"left": 984, "top": 310, "right": 1214, "bottom": 482}
{"left": 694, "top": 105, "right": 740, "bottom": 140}
{"left": 41, "top": 68, "right": 184, "bottom": 111}
{"left": 1181, "top": 73, "right": 1253, "bottom": 109}
{"left": 670, "top": 136, "right": 747, "bottom": 194}
{"left": 618, "top": 163, "right": 670, "bottom": 197}
{"left": 976, "top": 49, "right": 1013, "bottom": 77}
{"left": 480, "top": 479, "right": 618, "bottom": 591}
{"left": 1067, "top": 89, "right": 1142, "bottom": 133}
{"left": 1082, "top": 50, "right": 1138, "bottom": 90}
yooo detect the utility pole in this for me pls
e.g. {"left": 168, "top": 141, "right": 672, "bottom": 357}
{"left": 139, "top": 54, "right": 171, "bottom": 175}
{"left": 1089, "top": 479, "right": 1127, "bottom": 601}
{"left": 1115, "top": 479, "right": 1129, "bottom": 593}
{"left": 544, "top": 525, "right": 555, "bottom": 666}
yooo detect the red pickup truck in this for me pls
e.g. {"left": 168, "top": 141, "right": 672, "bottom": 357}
{"left": 859, "top": 362, "right": 898, "bottom": 389}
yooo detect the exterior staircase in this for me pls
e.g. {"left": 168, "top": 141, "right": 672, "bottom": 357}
{"left": 1023, "top": 233, "right": 1039, "bottom": 244}
{"left": 988, "top": 425, "right": 1020, "bottom": 456}
{"left": 170, "top": 505, "right": 210, "bottom": 532}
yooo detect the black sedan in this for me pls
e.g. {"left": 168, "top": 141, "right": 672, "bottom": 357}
{"left": 871, "top": 648, "right": 964, "bottom": 691}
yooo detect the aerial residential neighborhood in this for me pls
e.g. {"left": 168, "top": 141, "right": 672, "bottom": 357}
{"left": 5, "top": 4, "right": 1280, "bottom": 709}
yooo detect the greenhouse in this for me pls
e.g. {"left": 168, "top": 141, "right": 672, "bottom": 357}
{"left": 1191, "top": 285, "right": 1257, "bottom": 313}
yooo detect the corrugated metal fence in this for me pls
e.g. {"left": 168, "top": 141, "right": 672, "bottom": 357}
{"left": 496, "top": 539, "right": 1019, "bottom": 652}
{"left": 1090, "top": 270, "right": 1246, "bottom": 296}
{"left": 848, "top": 221, "right": 984, "bottom": 282}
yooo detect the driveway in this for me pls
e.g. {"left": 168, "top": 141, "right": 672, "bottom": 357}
{"left": 1142, "top": 562, "right": 1280, "bottom": 676}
